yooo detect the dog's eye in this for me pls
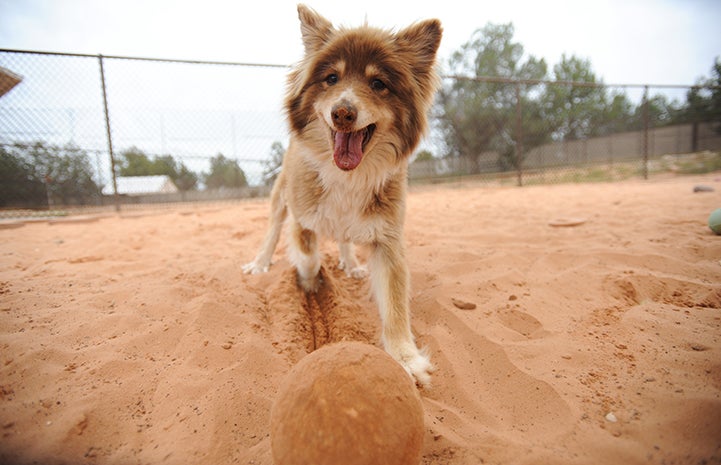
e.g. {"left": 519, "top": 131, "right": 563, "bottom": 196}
{"left": 325, "top": 74, "right": 338, "bottom": 86}
{"left": 370, "top": 78, "right": 387, "bottom": 91}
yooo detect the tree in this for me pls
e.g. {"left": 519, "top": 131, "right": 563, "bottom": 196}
{"left": 437, "top": 23, "right": 548, "bottom": 171}
{"left": 0, "top": 144, "right": 44, "bottom": 207}
{"left": 635, "top": 93, "right": 683, "bottom": 130}
{"left": 596, "top": 90, "right": 636, "bottom": 134}
{"left": 118, "top": 147, "right": 197, "bottom": 191}
{"left": 118, "top": 147, "right": 156, "bottom": 176}
{"left": 0, "top": 142, "right": 100, "bottom": 207}
{"left": 676, "top": 57, "right": 721, "bottom": 132}
{"left": 204, "top": 153, "right": 248, "bottom": 189}
{"left": 152, "top": 155, "right": 180, "bottom": 178}
{"left": 543, "top": 54, "right": 607, "bottom": 140}
{"left": 174, "top": 164, "right": 199, "bottom": 192}
{"left": 39, "top": 144, "right": 99, "bottom": 205}
{"left": 413, "top": 150, "right": 434, "bottom": 163}
{"left": 542, "top": 54, "right": 677, "bottom": 140}
{"left": 710, "top": 57, "right": 721, "bottom": 132}
{"left": 263, "top": 141, "right": 285, "bottom": 186}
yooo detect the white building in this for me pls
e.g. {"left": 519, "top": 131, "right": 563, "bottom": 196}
{"left": 102, "top": 175, "right": 178, "bottom": 196}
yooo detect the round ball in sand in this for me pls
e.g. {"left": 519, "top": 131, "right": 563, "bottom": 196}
{"left": 709, "top": 208, "right": 721, "bottom": 235}
{"left": 270, "top": 342, "right": 424, "bottom": 465}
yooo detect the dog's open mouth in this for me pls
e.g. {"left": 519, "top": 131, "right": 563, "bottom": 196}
{"left": 332, "top": 124, "right": 376, "bottom": 171}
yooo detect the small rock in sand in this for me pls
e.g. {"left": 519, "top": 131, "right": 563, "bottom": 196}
{"left": 451, "top": 298, "right": 477, "bottom": 310}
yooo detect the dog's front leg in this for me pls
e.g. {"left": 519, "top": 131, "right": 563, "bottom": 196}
{"left": 370, "top": 239, "right": 433, "bottom": 387}
{"left": 242, "top": 176, "right": 287, "bottom": 275}
{"left": 288, "top": 222, "right": 321, "bottom": 292}
{"left": 338, "top": 241, "right": 368, "bottom": 279}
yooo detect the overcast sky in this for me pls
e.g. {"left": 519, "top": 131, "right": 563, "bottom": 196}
{"left": 1, "top": 0, "right": 720, "bottom": 86}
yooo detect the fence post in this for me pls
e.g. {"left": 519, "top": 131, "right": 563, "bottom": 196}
{"left": 98, "top": 54, "right": 120, "bottom": 212}
{"left": 515, "top": 82, "right": 523, "bottom": 187}
{"left": 641, "top": 85, "right": 649, "bottom": 180}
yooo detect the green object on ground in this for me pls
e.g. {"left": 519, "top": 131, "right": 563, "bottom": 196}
{"left": 709, "top": 208, "right": 721, "bottom": 235}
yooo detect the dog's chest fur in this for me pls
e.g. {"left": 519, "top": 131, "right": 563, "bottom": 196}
{"left": 288, "top": 149, "right": 404, "bottom": 245}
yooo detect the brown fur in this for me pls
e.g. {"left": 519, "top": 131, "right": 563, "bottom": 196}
{"left": 243, "top": 4, "right": 442, "bottom": 386}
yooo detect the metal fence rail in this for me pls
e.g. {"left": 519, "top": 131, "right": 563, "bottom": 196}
{"left": 421, "top": 74, "right": 721, "bottom": 186}
{"left": 0, "top": 49, "right": 289, "bottom": 213}
{"left": 1, "top": 49, "right": 720, "bottom": 216}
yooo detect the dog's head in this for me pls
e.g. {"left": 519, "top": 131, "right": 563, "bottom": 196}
{"left": 285, "top": 5, "right": 442, "bottom": 172}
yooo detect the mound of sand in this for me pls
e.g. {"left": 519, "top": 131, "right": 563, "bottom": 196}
{"left": 1, "top": 175, "right": 720, "bottom": 464}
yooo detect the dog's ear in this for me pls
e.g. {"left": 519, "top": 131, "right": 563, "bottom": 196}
{"left": 297, "top": 4, "right": 334, "bottom": 54}
{"left": 396, "top": 19, "right": 443, "bottom": 73}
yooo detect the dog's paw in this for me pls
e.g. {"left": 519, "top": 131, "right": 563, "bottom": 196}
{"left": 348, "top": 266, "right": 368, "bottom": 279}
{"left": 242, "top": 260, "right": 270, "bottom": 275}
{"left": 298, "top": 276, "right": 320, "bottom": 292}
{"left": 387, "top": 344, "right": 434, "bottom": 389}
{"left": 338, "top": 260, "right": 368, "bottom": 279}
{"left": 403, "top": 351, "right": 434, "bottom": 389}
{"left": 343, "top": 264, "right": 368, "bottom": 279}
{"left": 297, "top": 272, "right": 321, "bottom": 293}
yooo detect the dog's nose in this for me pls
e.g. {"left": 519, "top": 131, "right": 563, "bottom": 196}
{"left": 331, "top": 101, "right": 357, "bottom": 130}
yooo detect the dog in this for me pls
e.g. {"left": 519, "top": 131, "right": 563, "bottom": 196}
{"left": 243, "top": 4, "right": 442, "bottom": 387}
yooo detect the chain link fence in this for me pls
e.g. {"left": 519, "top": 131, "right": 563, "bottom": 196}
{"left": 0, "top": 50, "right": 289, "bottom": 215}
{"left": 1, "top": 49, "right": 720, "bottom": 217}
{"left": 415, "top": 75, "right": 721, "bottom": 186}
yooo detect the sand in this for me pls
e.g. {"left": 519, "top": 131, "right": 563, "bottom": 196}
{"left": 1, "top": 174, "right": 720, "bottom": 465}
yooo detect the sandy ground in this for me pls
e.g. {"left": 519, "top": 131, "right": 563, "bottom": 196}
{"left": 1, "top": 174, "right": 720, "bottom": 465}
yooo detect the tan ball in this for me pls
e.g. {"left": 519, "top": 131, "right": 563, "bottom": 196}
{"left": 270, "top": 342, "right": 424, "bottom": 465}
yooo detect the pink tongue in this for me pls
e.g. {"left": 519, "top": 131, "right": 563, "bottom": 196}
{"left": 333, "top": 131, "right": 364, "bottom": 171}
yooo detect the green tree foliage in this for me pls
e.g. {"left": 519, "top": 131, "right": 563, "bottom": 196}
{"left": 174, "top": 164, "right": 199, "bottom": 192}
{"left": 263, "top": 141, "right": 285, "bottom": 186}
{"left": 413, "top": 150, "right": 434, "bottom": 163}
{"left": 119, "top": 147, "right": 156, "bottom": 176}
{"left": 438, "top": 25, "right": 720, "bottom": 171}
{"left": 543, "top": 54, "right": 607, "bottom": 140}
{"left": 596, "top": 90, "right": 636, "bottom": 135}
{"left": 0, "top": 141, "right": 99, "bottom": 207}
{"left": 709, "top": 58, "right": 721, "bottom": 131}
{"left": 677, "top": 57, "right": 721, "bottom": 132}
{"left": 638, "top": 94, "right": 683, "bottom": 129}
{"left": 438, "top": 23, "right": 548, "bottom": 171}
{"left": 118, "top": 147, "right": 198, "bottom": 191}
{"left": 0, "top": 145, "right": 44, "bottom": 206}
{"left": 204, "top": 153, "right": 248, "bottom": 189}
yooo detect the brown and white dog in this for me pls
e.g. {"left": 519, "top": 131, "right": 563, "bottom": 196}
{"left": 243, "top": 4, "right": 442, "bottom": 386}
